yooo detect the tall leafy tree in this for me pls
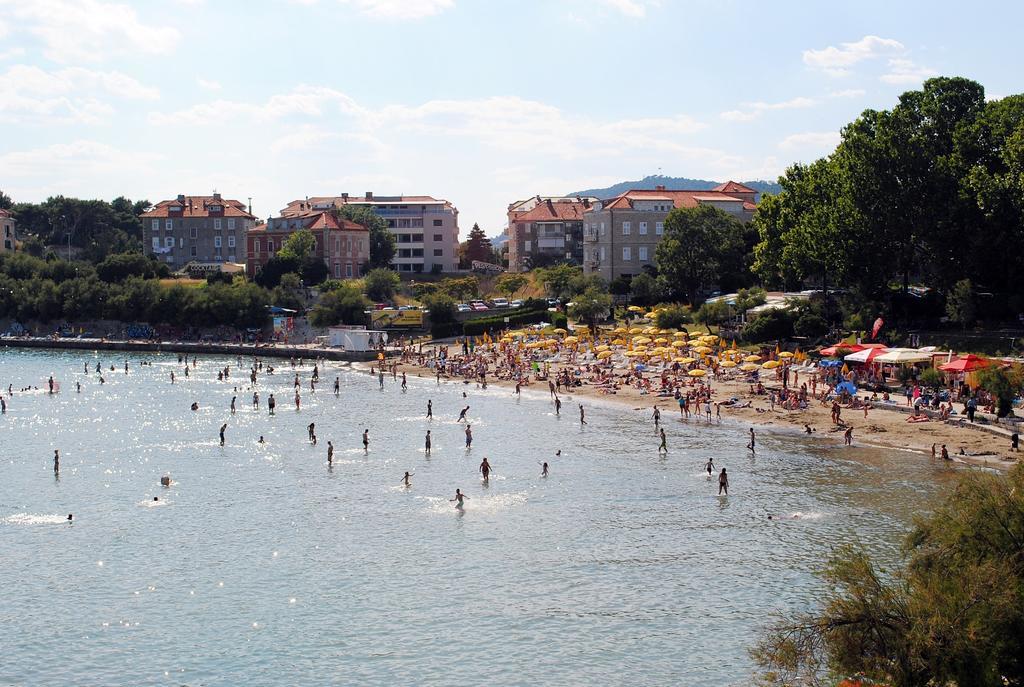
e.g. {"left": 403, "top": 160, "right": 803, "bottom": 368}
{"left": 332, "top": 206, "right": 395, "bottom": 269}
{"left": 460, "top": 223, "right": 492, "bottom": 265}
{"left": 655, "top": 204, "right": 744, "bottom": 305}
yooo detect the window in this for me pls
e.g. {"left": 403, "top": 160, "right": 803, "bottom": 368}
{"left": 151, "top": 237, "right": 160, "bottom": 250}
{"left": 600, "top": 222, "right": 605, "bottom": 236}
{"left": 524, "top": 240, "right": 531, "bottom": 252}
{"left": 433, "top": 219, "right": 443, "bottom": 226}
{"left": 433, "top": 248, "right": 443, "bottom": 257}
{"left": 399, "top": 249, "right": 411, "bottom": 258}
{"left": 268, "top": 240, "right": 275, "bottom": 253}
{"left": 600, "top": 246, "right": 605, "bottom": 261}
{"left": 638, "top": 246, "right": 648, "bottom": 261}
{"left": 398, "top": 219, "right": 410, "bottom": 228}
{"left": 254, "top": 239, "right": 262, "bottom": 253}
{"left": 178, "top": 237, "right": 183, "bottom": 248}
{"left": 411, "top": 218, "right": 423, "bottom": 228}
{"left": 345, "top": 263, "right": 353, "bottom": 278}
{"left": 229, "top": 218, "right": 237, "bottom": 230}
{"left": 622, "top": 221, "right": 631, "bottom": 235}
{"left": 190, "top": 226, "right": 198, "bottom": 238}
{"left": 655, "top": 221, "right": 664, "bottom": 235}
{"left": 164, "top": 236, "right": 174, "bottom": 248}
{"left": 433, "top": 233, "right": 443, "bottom": 241}
{"left": 152, "top": 219, "right": 160, "bottom": 231}
{"left": 334, "top": 263, "right": 341, "bottom": 278}
{"left": 412, "top": 234, "right": 423, "bottom": 242}
{"left": 228, "top": 236, "right": 235, "bottom": 248}
{"left": 165, "top": 219, "right": 173, "bottom": 230}
{"left": 622, "top": 246, "right": 632, "bottom": 261}
{"left": 214, "top": 218, "right": 222, "bottom": 230}
{"left": 190, "top": 246, "right": 197, "bottom": 257}
{"left": 639, "top": 221, "right": 648, "bottom": 235}
{"left": 214, "top": 236, "right": 222, "bottom": 248}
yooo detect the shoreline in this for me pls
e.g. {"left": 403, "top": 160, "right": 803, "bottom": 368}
{"left": 1, "top": 336, "right": 380, "bottom": 362}
{"left": 369, "top": 351, "right": 1020, "bottom": 472}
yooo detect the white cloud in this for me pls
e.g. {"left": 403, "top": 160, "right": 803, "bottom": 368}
{"left": 880, "top": 58, "right": 937, "bottom": 85}
{"left": 197, "top": 78, "right": 222, "bottom": 91}
{"left": 600, "top": 0, "right": 657, "bottom": 18}
{"left": 778, "top": 131, "right": 841, "bottom": 152}
{"left": 150, "top": 85, "right": 366, "bottom": 125}
{"left": 803, "top": 35, "right": 905, "bottom": 76}
{"left": 0, "top": 139, "right": 158, "bottom": 179}
{"left": 0, "top": 64, "right": 159, "bottom": 124}
{"left": 829, "top": 88, "right": 865, "bottom": 98}
{"left": 337, "top": 0, "right": 454, "bottom": 19}
{"left": 720, "top": 96, "right": 818, "bottom": 122}
{"left": 0, "top": 0, "right": 179, "bottom": 63}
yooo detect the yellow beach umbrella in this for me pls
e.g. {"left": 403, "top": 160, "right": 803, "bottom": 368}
{"left": 627, "top": 305, "right": 644, "bottom": 312}
{"left": 677, "top": 356, "right": 697, "bottom": 365}
{"left": 762, "top": 360, "right": 781, "bottom": 369}
{"left": 614, "top": 327, "right": 627, "bottom": 334}
{"left": 671, "top": 340, "right": 687, "bottom": 348}
{"left": 596, "top": 344, "right": 610, "bottom": 352}
{"left": 612, "top": 339, "right": 626, "bottom": 346}
{"left": 597, "top": 350, "right": 613, "bottom": 360}
{"left": 778, "top": 351, "right": 794, "bottom": 359}
{"left": 703, "top": 335, "right": 719, "bottom": 343}
{"left": 688, "top": 369, "right": 706, "bottom": 377}
{"left": 552, "top": 328, "right": 567, "bottom": 335}
{"left": 693, "top": 345, "right": 712, "bottom": 355}
{"left": 629, "top": 327, "right": 644, "bottom": 334}
{"left": 720, "top": 360, "right": 737, "bottom": 368}
{"left": 740, "top": 362, "right": 758, "bottom": 372}
{"left": 564, "top": 336, "right": 579, "bottom": 344}
{"left": 633, "top": 337, "right": 652, "bottom": 345}
{"left": 743, "top": 355, "right": 761, "bottom": 363}
{"left": 654, "top": 337, "right": 669, "bottom": 345}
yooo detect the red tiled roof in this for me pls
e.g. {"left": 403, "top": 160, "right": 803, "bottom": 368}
{"left": 306, "top": 213, "right": 368, "bottom": 232}
{"left": 711, "top": 181, "right": 756, "bottom": 194}
{"left": 140, "top": 195, "right": 254, "bottom": 219}
{"left": 280, "top": 194, "right": 453, "bottom": 217}
{"left": 514, "top": 199, "right": 590, "bottom": 222}
{"left": 600, "top": 188, "right": 757, "bottom": 211}
{"left": 0, "top": 209, "right": 12, "bottom": 219}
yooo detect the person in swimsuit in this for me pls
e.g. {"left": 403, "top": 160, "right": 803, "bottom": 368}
{"left": 458, "top": 406, "right": 469, "bottom": 422}
{"left": 450, "top": 489, "right": 468, "bottom": 509}
{"left": 334, "top": 377, "right": 340, "bottom": 395}
{"left": 427, "top": 400, "right": 433, "bottom": 419}
{"left": 652, "top": 406, "right": 661, "bottom": 427}
{"left": 579, "top": 404, "right": 587, "bottom": 425}
{"left": 555, "top": 396, "right": 561, "bottom": 415}
{"left": 425, "top": 430, "right": 432, "bottom": 455}
{"left": 268, "top": 394, "right": 276, "bottom": 415}
{"left": 327, "top": 441, "right": 334, "bottom": 465}
{"left": 747, "top": 428, "right": 755, "bottom": 452}
{"left": 362, "top": 429, "right": 369, "bottom": 452}
{"left": 844, "top": 426, "right": 853, "bottom": 446}
{"left": 718, "top": 468, "right": 729, "bottom": 495}
{"left": 258, "top": 435, "right": 265, "bottom": 444}
{"left": 658, "top": 428, "right": 667, "bottom": 453}
{"left": 465, "top": 424, "right": 473, "bottom": 448}
{"left": 479, "top": 457, "right": 491, "bottom": 482}
{"left": 53, "top": 449, "right": 60, "bottom": 476}
{"left": 401, "top": 471, "right": 413, "bottom": 487}
{"left": 705, "top": 458, "right": 715, "bottom": 477}
{"left": 219, "top": 423, "right": 227, "bottom": 446}
{"left": 941, "top": 444, "right": 950, "bottom": 461}
{"left": 230, "top": 396, "right": 236, "bottom": 414}
{"left": 541, "top": 462, "right": 548, "bottom": 477}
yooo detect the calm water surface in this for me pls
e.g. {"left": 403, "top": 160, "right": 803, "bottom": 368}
{"left": 0, "top": 348, "right": 960, "bottom": 686}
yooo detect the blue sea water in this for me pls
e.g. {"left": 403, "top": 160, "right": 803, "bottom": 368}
{"left": 0, "top": 348, "right": 957, "bottom": 686}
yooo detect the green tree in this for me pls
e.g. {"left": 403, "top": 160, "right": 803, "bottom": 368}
{"left": 569, "top": 287, "right": 612, "bottom": 333}
{"left": 363, "top": 268, "right": 400, "bottom": 302}
{"left": 655, "top": 204, "right": 745, "bottom": 305}
{"left": 754, "top": 464, "right": 1024, "bottom": 687}
{"left": 96, "top": 252, "right": 159, "bottom": 282}
{"left": 332, "top": 206, "right": 395, "bottom": 269}
{"left": 422, "top": 292, "right": 457, "bottom": 325}
{"left": 460, "top": 223, "right": 493, "bottom": 266}
{"left": 535, "top": 263, "right": 583, "bottom": 301}
{"left": 0, "top": 189, "right": 13, "bottom": 210}
{"left": 945, "top": 278, "right": 977, "bottom": 329}
{"left": 277, "top": 229, "right": 317, "bottom": 261}
{"left": 309, "top": 283, "right": 369, "bottom": 327}
{"left": 693, "top": 300, "right": 733, "bottom": 332}
{"left": 495, "top": 273, "right": 527, "bottom": 298}
{"left": 628, "top": 272, "right": 662, "bottom": 306}
{"left": 975, "top": 365, "right": 1024, "bottom": 417}
{"left": 654, "top": 304, "right": 691, "bottom": 330}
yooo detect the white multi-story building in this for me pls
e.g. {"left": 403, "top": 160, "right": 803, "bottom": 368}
{"left": 277, "top": 192, "right": 460, "bottom": 274}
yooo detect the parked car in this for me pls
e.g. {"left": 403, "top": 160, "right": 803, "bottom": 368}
{"left": 510, "top": 299, "right": 524, "bottom": 309}
{"left": 546, "top": 298, "right": 560, "bottom": 306}
{"left": 398, "top": 305, "right": 420, "bottom": 311}
{"left": 456, "top": 303, "right": 472, "bottom": 313}
{"left": 470, "top": 301, "right": 489, "bottom": 311}
{"left": 491, "top": 298, "right": 510, "bottom": 308}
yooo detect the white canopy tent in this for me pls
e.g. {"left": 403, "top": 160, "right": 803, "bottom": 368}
{"left": 874, "top": 348, "right": 932, "bottom": 364}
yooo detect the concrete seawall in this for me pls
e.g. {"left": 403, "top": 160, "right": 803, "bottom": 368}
{"left": 1, "top": 337, "right": 383, "bottom": 362}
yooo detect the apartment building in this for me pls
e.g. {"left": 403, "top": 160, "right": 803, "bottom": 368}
{"left": 582, "top": 182, "right": 758, "bottom": 282}
{"left": 278, "top": 192, "right": 460, "bottom": 274}
{"left": 506, "top": 196, "right": 596, "bottom": 272}
{"left": 247, "top": 211, "right": 369, "bottom": 280}
{"left": 140, "top": 193, "right": 255, "bottom": 270}
{"left": 0, "top": 209, "right": 15, "bottom": 252}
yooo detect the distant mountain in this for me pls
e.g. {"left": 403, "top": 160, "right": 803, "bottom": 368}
{"left": 569, "top": 175, "right": 781, "bottom": 201}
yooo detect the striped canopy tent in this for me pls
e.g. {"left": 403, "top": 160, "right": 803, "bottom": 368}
{"left": 844, "top": 347, "right": 890, "bottom": 364}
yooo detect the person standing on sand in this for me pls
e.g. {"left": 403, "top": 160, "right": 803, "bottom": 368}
{"left": 718, "top": 468, "right": 729, "bottom": 495}
{"left": 844, "top": 426, "right": 853, "bottom": 446}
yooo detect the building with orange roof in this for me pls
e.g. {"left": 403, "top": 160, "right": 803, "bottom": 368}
{"left": 0, "top": 209, "right": 15, "bottom": 252}
{"left": 139, "top": 193, "right": 256, "bottom": 270}
{"left": 581, "top": 182, "right": 758, "bottom": 281}
{"left": 505, "top": 195, "right": 597, "bottom": 272}
{"left": 247, "top": 211, "right": 369, "bottom": 280}
{"left": 277, "top": 191, "right": 459, "bottom": 273}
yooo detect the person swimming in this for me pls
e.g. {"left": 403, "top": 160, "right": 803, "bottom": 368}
{"left": 258, "top": 435, "right": 265, "bottom": 444}
{"left": 191, "top": 402, "right": 199, "bottom": 411}
{"left": 450, "top": 488, "right": 468, "bottom": 509}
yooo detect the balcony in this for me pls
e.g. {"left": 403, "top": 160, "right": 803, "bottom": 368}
{"left": 583, "top": 230, "right": 599, "bottom": 243}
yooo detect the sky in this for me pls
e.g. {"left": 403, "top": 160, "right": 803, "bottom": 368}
{"left": 1, "top": 0, "right": 1022, "bottom": 237}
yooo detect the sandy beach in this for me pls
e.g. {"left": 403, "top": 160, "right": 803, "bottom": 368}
{"left": 377, "top": 344, "right": 1021, "bottom": 471}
